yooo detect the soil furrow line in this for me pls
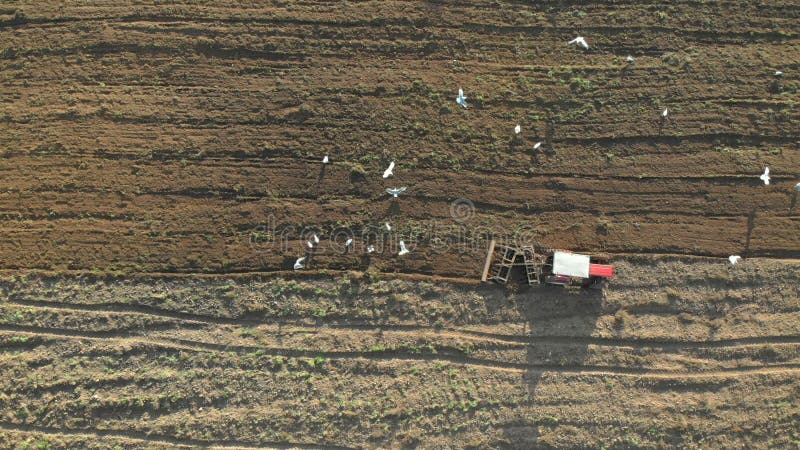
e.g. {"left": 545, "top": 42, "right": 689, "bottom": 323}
{"left": 5, "top": 13, "right": 797, "bottom": 41}
{"left": 0, "top": 322, "right": 204, "bottom": 338}
{"left": 7, "top": 151, "right": 797, "bottom": 183}
{"left": 3, "top": 254, "right": 798, "bottom": 286}
{"left": 4, "top": 194, "right": 794, "bottom": 221}
{"left": 3, "top": 298, "right": 259, "bottom": 327}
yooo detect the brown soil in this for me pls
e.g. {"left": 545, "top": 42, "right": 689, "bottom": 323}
{"left": 1, "top": 2, "right": 798, "bottom": 278}
{"left": 1, "top": 1, "right": 799, "bottom": 449}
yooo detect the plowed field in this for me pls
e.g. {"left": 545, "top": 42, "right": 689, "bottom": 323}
{"left": 1, "top": 1, "right": 799, "bottom": 449}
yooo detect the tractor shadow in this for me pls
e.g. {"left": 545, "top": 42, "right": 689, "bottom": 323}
{"left": 500, "top": 272, "right": 604, "bottom": 448}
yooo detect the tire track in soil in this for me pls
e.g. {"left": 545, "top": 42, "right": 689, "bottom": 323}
{"left": 3, "top": 325, "right": 800, "bottom": 379}
{"left": 7, "top": 298, "right": 800, "bottom": 352}
{"left": 5, "top": 298, "right": 264, "bottom": 327}
{"left": 0, "top": 422, "right": 356, "bottom": 450}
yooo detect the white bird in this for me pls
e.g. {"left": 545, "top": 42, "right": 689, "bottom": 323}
{"left": 795, "top": 182, "right": 800, "bottom": 191}
{"left": 322, "top": 155, "right": 329, "bottom": 164}
{"left": 533, "top": 142, "right": 542, "bottom": 150}
{"left": 344, "top": 238, "right": 353, "bottom": 248}
{"left": 307, "top": 233, "right": 319, "bottom": 248}
{"left": 294, "top": 257, "right": 306, "bottom": 270}
{"left": 626, "top": 55, "right": 635, "bottom": 63}
{"left": 313, "top": 233, "right": 320, "bottom": 244}
{"left": 514, "top": 124, "right": 521, "bottom": 135}
{"left": 728, "top": 255, "right": 741, "bottom": 266}
{"left": 386, "top": 186, "right": 407, "bottom": 197}
{"left": 661, "top": 107, "right": 669, "bottom": 118}
{"left": 383, "top": 161, "right": 395, "bottom": 178}
{"left": 456, "top": 88, "right": 467, "bottom": 108}
{"left": 366, "top": 245, "right": 376, "bottom": 254}
{"left": 775, "top": 71, "right": 783, "bottom": 76}
{"left": 398, "top": 240, "right": 410, "bottom": 256}
{"left": 760, "top": 167, "right": 770, "bottom": 185}
{"left": 568, "top": 36, "right": 589, "bottom": 50}
{"left": 306, "top": 240, "right": 314, "bottom": 249}
{"left": 385, "top": 222, "right": 392, "bottom": 232}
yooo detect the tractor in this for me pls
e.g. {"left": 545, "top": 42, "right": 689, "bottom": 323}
{"left": 480, "top": 240, "right": 613, "bottom": 288}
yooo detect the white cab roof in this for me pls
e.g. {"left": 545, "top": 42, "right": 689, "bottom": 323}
{"left": 552, "top": 251, "right": 590, "bottom": 278}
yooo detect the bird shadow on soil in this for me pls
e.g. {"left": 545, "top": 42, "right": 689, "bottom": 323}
{"left": 790, "top": 191, "right": 798, "bottom": 214}
{"left": 500, "top": 271, "right": 604, "bottom": 449}
{"left": 743, "top": 207, "right": 756, "bottom": 257}
{"left": 317, "top": 164, "right": 327, "bottom": 183}
{"left": 386, "top": 200, "right": 401, "bottom": 217}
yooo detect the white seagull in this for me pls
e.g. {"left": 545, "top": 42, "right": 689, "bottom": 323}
{"left": 386, "top": 186, "right": 407, "bottom": 198}
{"left": 398, "top": 240, "right": 410, "bottom": 256}
{"left": 344, "top": 238, "right": 353, "bottom": 248}
{"left": 728, "top": 255, "right": 741, "bottom": 266}
{"left": 775, "top": 71, "right": 783, "bottom": 76}
{"left": 456, "top": 88, "right": 468, "bottom": 108}
{"left": 568, "top": 36, "right": 589, "bottom": 50}
{"left": 294, "top": 257, "right": 306, "bottom": 270}
{"left": 514, "top": 124, "right": 521, "bottom": 135}
{"left": 533, "top": 142, "right": 542, "bottom": 150}
{"left": 322, "top": 155, "right": 329, "bottom": 164}
{"left": 306, "top": 240, "right": 314, "bottom": 249}
{"left": 366, "top": 245, "right": 376, "bottom": 254}
{"left": 383, "top": 161, "right": 395, "bottom": 178}
{"left": 795, "top": 182, "right": 800, "bottom": 191}
{"left": 626, "top": 55, "right": 635, "bottom": 63}
{"left": 661, "top": 107, "right": 669, "bottom": 118}
{"left": 385, "top": 222, "right": 392, "bottom": 232}
{"left": 760, "top": 167, "right": 770, "bottom": 185}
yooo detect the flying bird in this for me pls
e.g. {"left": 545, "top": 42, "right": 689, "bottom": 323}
{"left": 514, "top": 124, "right": 521, "bottom": 135}
{"left": 322, "top": 155, "right": 329, "bottom": 164}
{"left": 626, "top": 55, "right": 635, "bottom": 63}
{"left": 760, "top": 167, "right": 770, "bottom": 185}
{"left": 533, "top": 142, "right": 542, "bottom": 150}
{"left": 386, "top": 186, "right": 407, "bottom": 198}
{"left": 456, "top": 88, "right": 468, "bottom": 108}
{"left": 385, "top": 222, "right": 392, "bottom": 232}
{"left": 398, "top": 240, "right": 410, "bottom": 256}
{"left": 728, "top": 255, "right": 741, "bottom": 266}
{"left": 383, "top": 161, "right": 395, "bottom": 178}
{"left": 568, "top": 36, "right": 589, "bottom": 50}
{"left": 294, "top": 257, "right": 306, "bottom": 270}
{"left": 661, "top": 108, "right": 669, "bottom": 118}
